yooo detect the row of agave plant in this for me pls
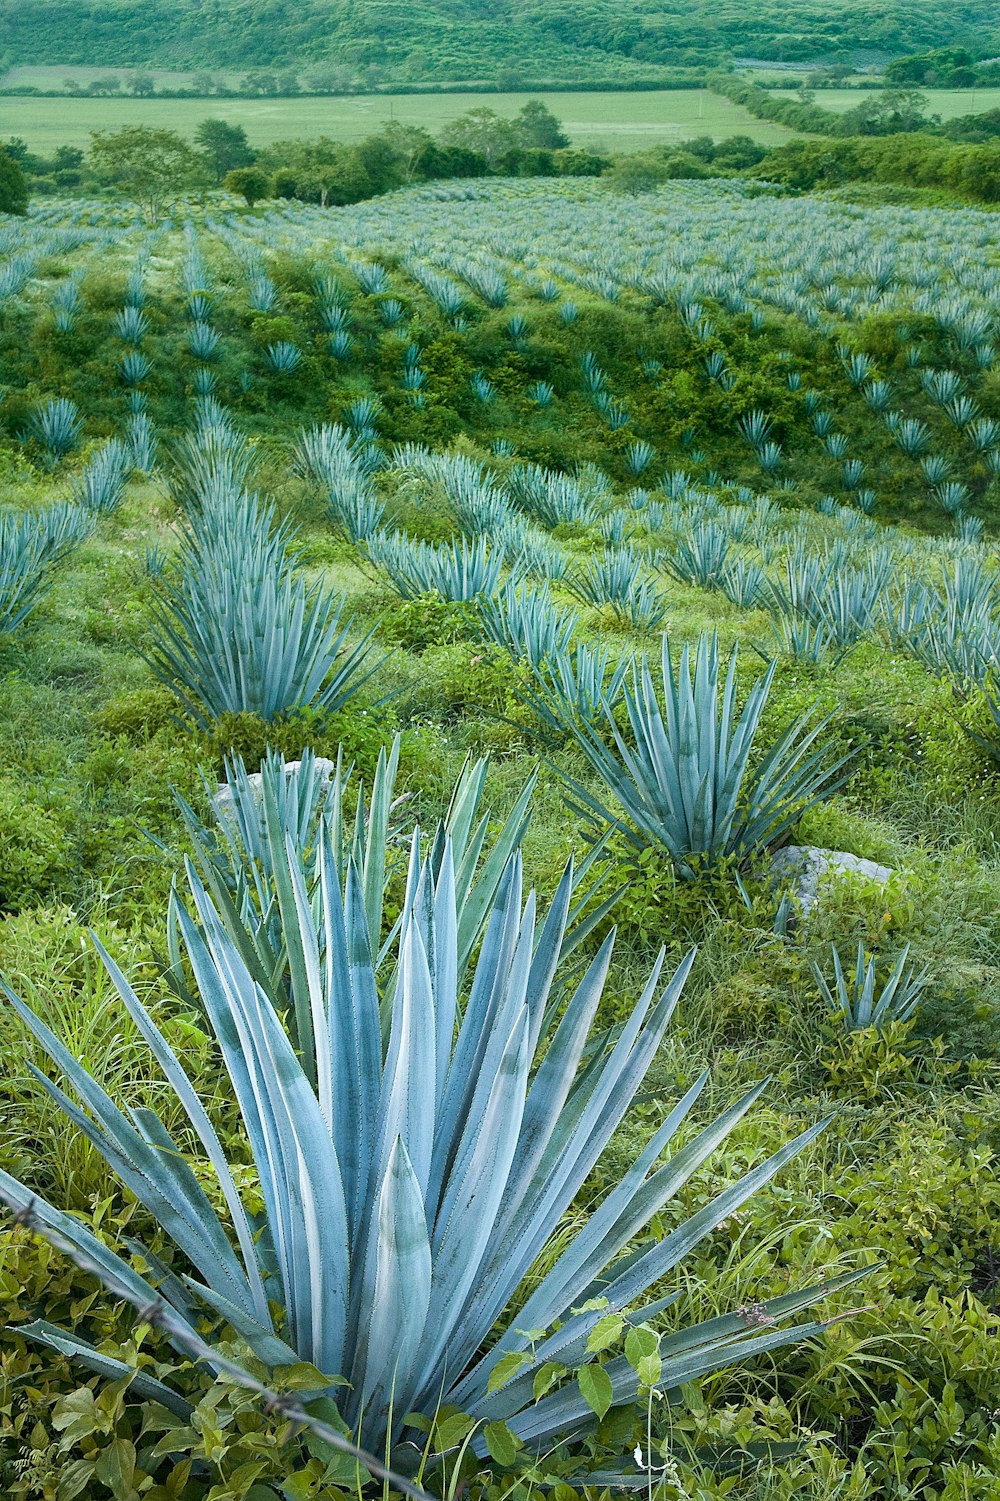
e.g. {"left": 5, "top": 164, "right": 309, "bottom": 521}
{"left": 19, "top": 192, "right": 1000, "bottom": 534}
{"left": 9, "top": 389, "right": 1000, "bottom": 758}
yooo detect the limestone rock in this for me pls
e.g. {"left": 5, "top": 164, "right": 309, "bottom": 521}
{"left": 769, "top": 844, "right": 895, "bottom": 917}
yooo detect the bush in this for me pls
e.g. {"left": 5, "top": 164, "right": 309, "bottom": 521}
{"left": 0, "top": 779, "right": 72, "bottom": 912}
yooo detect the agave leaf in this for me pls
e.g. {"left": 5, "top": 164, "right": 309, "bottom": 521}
{"left": 15, "top": 1321, "right": 194, "bottom": 1419}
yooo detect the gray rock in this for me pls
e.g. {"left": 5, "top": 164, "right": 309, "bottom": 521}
{"left": 769, "top": 844, "right": 895, "bottom": 917}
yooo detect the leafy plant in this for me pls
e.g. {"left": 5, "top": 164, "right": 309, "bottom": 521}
{"left": 23, "top": 397, "right": 83, "bottom": 464}
{"left": 71, "top": 439, "right": 132, "bottom": 514}
{"left": 147, "top": 485, "right": 383, "bottom": 728}
{"left": 366, "top": 531, "right": 508, "bottom": 602}
{"left": 476, "top": 581, "right": 578, "bottom": 667}
{"left": 0, "top": 502, "right": 93, "bottom": 637}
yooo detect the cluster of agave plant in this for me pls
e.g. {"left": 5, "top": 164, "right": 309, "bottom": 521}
{"left": 146, "top": 410, "right": 383, "bottom": 727}
{"left": 219, "top": 178, "right": 1000, "bottom": 530}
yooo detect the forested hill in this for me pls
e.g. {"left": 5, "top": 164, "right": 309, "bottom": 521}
{"left": 0, "top": 0, "right": 997, "bottom": 79}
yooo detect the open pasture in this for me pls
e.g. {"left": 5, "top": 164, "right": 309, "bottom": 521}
{"left": 773, "top": 84, "right": 1000, "bottom": 118}
{"left": 0, "top": 88, "right": 804, "bottom": 153}
{"left": 1, "top": 177, "right": 1000, "bottom": 1495}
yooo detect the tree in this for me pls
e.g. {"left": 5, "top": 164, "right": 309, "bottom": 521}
{"left": 128, "top": 71, "right": 155, "bottom": 97}
{"left": 194, "top": 119, "right": 254, "bottom": 182}
{"left": 604, "top": 153, "right": 674, "bottom": 195}
{"left": 514, "top": 100, "right": 569, "bottom": 150}
{"left": 440, "top": 107, "right": 517, "bottom": 166}
{"left": 224, "top": 165, "right": 270, "bottom": 206}
{"left": 242, "top": 72, "right": 280, "bottom": 96}
{"left": 838, "top": 85, "right": 929, "bottom": 137}
{"left": 0, "top": 148, "right": 28, "bottom": 215}
{"left": 89, "top": 126, "right": 206, "bottom": 222}
{"left": 377, "top": 121, "right": 434, "bottom": 182}
{"left": 53, "top": 145, "right": 84, "bottom": 188}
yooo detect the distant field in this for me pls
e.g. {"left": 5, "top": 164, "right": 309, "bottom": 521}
{"left": 1, "top": 64, "right": 248, "bottom": 90}
{"left": 0, "top": 89, "right": 805, "bottom": 154}
{"left": 773, "top": 86, "right": 1000, "bottom": 119}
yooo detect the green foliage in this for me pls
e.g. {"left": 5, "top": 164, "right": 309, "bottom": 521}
{"left": 0, "top": 145, "right": 28, "bottom": 214}
{"left": 0, "top": 1, "right": 994, "bottom": 78}
{"left": 88, "top": 125, "right": 207, "bottom": 219}
{"left": 223, "top": 164, "right": 269, "bottom": 206}
{"left": 0, "top": 778, "right": 72, "bottom": 911}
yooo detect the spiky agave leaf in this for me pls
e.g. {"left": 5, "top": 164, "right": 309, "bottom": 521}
{"left": 147, "top": 488, "right": 384, "bottom": 727}
{"left": 365, "top": 531, "right": 509, "bottom": 602}
{"left": 172, "top": 741, "right": 543, "bottom": 1050}
{"left": 812, "top": 943, "right": 929, "bottom": 1031}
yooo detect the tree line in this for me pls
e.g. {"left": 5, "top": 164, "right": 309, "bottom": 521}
{"left": 6, "top": 93, "right": 1000, "bottom": 221}
{"left": 716, "top": 75, "right": 1000, "bottom": 148}
{"left": 0, "top": 103, "right": 609, "bottom": 218}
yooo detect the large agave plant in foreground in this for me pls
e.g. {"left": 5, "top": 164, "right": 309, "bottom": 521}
{"left": 0, "top": 783, "right": 863, "bottom": 1472}
{"left": 558, "top": 632, "right": 854, "bottom": 880}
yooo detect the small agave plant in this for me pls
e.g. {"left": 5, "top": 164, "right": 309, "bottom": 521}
{"left": 558, "top": 632, "right": 854, "bottom": 881}
{"left": 812, "top": 943, "right": 929, "bottom": 1031}
{"left": 0, "top": 757, "right": 864, "bottom": 1475}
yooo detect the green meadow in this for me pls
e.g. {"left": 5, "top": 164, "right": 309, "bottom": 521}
{"left": 773, "top": 86, "right": 1000, "bottom": 118}
{"left": 0, "top": 87, "right": 804, "bottom": 153}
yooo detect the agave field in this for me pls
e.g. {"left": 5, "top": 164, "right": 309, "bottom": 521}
{"left": 1, "top": 177, "right": 1000, "bottom": 1499}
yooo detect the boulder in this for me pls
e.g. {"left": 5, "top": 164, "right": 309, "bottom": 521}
{"left": 769, "top": 844, "right": 895, "bottom": 918}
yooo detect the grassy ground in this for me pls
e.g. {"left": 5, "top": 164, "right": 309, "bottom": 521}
{"left": 0, "top": 87, "right": 804, "bottom": 153}
{"left": 772, "top": 85, "right": 1000, "bottom": 118}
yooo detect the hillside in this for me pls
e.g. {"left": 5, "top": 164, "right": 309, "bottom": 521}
{"left": 0, "top": 0, "right": 996, "bottom": 80}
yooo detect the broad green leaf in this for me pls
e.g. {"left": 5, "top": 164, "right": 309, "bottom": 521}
{"left": 532, "top": 1361, "right": 566, "bottom": 1402}
{"left": 483, "top": 1419, "right": 520, "bottom": 1467}
{"left": 577, "top": 1362, "right": 613, "bottom": 1421}
{"left": 586, "top": 1313, "right": 625, "bottom": 1353}
{"left": 487, "top": 1352, "right": 530, "bottom": 1394}
{"left": 624, "top": 1325, "right": 659, "bottom": 1367}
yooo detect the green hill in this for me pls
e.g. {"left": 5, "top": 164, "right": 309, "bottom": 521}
{"left": 0, "top": 0, "right": 997, "bottom": 82}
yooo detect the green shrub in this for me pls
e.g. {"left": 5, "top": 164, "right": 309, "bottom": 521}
{"left": 0, "top": 779, "right": 72, "bottom": 912}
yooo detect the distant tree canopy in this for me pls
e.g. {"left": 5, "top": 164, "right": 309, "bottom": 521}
{"left": 885, "top": 47, "right": 1000, "bottom": 88}
{"left": 88, "top": 126, "right": 207, "bottom": 220}
{"left": 440, "top": 102, "right": 568, "bottom": 165}
{"left": 194, "top": 119, "right": 254, "bottom": 182}
{"left": 223, "top": 165, "right": 269, "bottom": 206}
{"left": 0, "top": 0, "right": 996, "bottom": 83}
{"left": 754, "top": 134, "right": 1000, "bottom": 203}
{"left": 0, "top": 147, "right": 28, "bottom": 214}
{"left": 66, "top": 104, "right": 587, "bottom": 213}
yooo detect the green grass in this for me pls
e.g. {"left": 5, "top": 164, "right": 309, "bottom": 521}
{"left": 773, "top": 85, "right": 1000, "bottom": 118}
{"left": 0, "top": 87, "right": 804, "bottom": 154}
